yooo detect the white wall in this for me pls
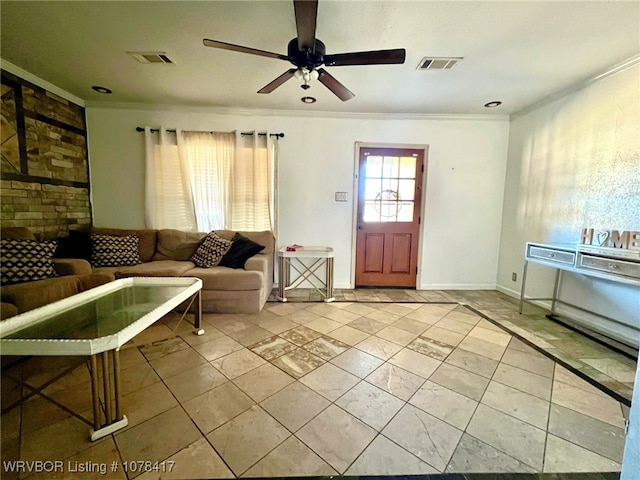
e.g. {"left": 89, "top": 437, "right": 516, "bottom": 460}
{"left": 85, "top": 107, "right": 509, "bottom": 289}
{"left": 497, "top": 64, "right": 640, "bottom": 345}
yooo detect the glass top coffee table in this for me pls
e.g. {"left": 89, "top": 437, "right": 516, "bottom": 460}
{"left": 0, "top": 276, "right": 203, "bottom": 440}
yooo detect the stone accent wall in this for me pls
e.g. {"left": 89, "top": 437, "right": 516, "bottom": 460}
{"left": 1, "top": 70, "right": 91, "bottom": 239}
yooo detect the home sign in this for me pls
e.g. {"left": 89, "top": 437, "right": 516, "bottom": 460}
{"left": 579, "top": 228, "right": 640, "bottom": 258}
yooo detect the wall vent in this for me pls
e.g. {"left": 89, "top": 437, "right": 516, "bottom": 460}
{"left": 128, "top": 52, "right": 176, "bottom": 64}
{"left": 417, "top": 57, "right": 462, "bottom": 70}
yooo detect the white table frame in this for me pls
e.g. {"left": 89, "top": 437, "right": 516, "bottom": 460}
{"left": 518, "top": 242, "right": 640, "bottom": 341}
{"left": 0, "top": 277, "right": 203, "bottom": 440}
{"left": 277, "top": 247, "right": 335, "bottom": 302}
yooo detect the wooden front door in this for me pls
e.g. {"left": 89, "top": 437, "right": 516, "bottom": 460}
{"left": 355, "top": 147, "right": 424, "bottom": 287}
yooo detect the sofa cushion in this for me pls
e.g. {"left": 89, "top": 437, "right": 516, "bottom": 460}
{"left": 153, "top": 229, "right": 206, "bottom": 261}
{"left": 219, "top": 232, "right": 266, "bottom": 269}
{"left": 113, "top": 260, "right": 196, "bottom": 278}
{"left": 184, "top": 266, "right": 264, "bottom": 291}
{"left": 0, "top": 227, "right": 37, "bottom": 240}
{"left": 1, "top": 238, "right": 58, "bottom": 285}
{"left": 90, "top": 234, "right": 141, "bottom": 267}
{"left": 216, "top": 230, "right": 275, "bottom": 254}
{"left": 191, "top": 232, "right": 232, "bottom": 268}
{"left": 92, "top": 228, "right": 158, "bottom": 262}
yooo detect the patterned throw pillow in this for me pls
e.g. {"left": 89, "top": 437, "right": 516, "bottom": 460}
{"left": 90, "top": 234, "right": 141, "bottom": 267}
{"left": 0, "top": 238, "right": 58, "bottom": 285}
{"left": 191, "top": 232, "right": 233, "bottom": 268}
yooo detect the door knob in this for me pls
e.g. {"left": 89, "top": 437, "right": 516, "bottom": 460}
{"left": 358, "top": 225, "right": 364, "bottom": 230}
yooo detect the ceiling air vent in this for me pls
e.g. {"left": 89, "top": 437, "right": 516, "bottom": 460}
{"left": 128, "top": 52, "right": 176, "bottom": 64}
{"left": 417, "top": 57, "right": 462, "bottom": 70}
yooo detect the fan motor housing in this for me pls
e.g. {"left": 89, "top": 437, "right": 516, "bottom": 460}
{"left": 288, "top": 38, "right": 326, "bottom": 69}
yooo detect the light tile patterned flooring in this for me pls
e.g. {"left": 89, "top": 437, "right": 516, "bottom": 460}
{"left": 1, "top": 290, "right": 635, "bottom": 479}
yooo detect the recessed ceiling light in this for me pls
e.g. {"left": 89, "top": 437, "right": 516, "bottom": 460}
{"left": 92, "top": 86, "right": 112, "bottom": 94}
{"left": 484, "top": 101, "right": 502, "bottom": 108}
{"left": 301, "top": 96, "right": 316, "bottom": 104}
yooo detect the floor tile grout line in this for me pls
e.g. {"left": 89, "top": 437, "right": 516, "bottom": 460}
{"left": 241, "top": 317, "right": 440, "bottom": 475}
{"left": 468, "top": 403, "right": 546, "bottom": 472}
{"left": 440, "top": 324, "right": 549, "bottom": 473}
{"left": 331, "top": 372, "right": 444, "bottom": 474}
{"left": 449, "top": 313, "right": 626, "bottom": 466}
{"left": 541, "top": 362, "right": 557, "bottom": 474}
{"left": 134, "top": 340, "right": 243, "bottom": 479}
{"left": 8, "top": 297, "right": 628, "bottom": 478}
{"left": 546, "top": 313, "right": 637, "bottom": 361}
{"left": 462, "top": 304, "right": 632, "bottom": 407}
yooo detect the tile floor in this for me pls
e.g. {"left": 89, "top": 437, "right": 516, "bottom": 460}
{"left": 1, "top": 289, "right": 635, "bottom": 480}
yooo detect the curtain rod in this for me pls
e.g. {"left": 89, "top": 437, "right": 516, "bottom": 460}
{"left": 135, "top": 127, "right": 284, "bottom": 138}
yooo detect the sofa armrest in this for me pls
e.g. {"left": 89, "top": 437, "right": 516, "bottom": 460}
{"left": 244, "top": 254, "right": 273, "bottom": 284}
{"left": 1, "top": 302, "right": 19, "bottom": 320}
{"left": 53, "top": 258, "right": 93, "bottom": 276}
{"left": 79, "top": 272, "right": 115, "bottom": 291}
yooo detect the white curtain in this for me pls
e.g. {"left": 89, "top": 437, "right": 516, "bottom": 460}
{"left": 144, "top": 127, "right": 196, "bottom": 230}
{"left": 231, "top": 131, "right": 277, "bottom": 233}
{"left": 178, "top": 131, "right": 235, "bottom": 231}
{"left": 144, "top": 127, "right": 278, "bottom": 233}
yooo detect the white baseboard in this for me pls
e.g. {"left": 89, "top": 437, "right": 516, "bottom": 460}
{"left": 418, "top": 283, "right": 497, "bottom": 290}
{"left": 496, "top": 284, "right": 519, "bottom": 298}
{"left": 496, "top": 283, "right": 553, "bottom": 309}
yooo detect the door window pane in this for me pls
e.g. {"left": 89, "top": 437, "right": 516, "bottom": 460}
{"left": 382, "top": 156, "right": 399, "bottom": 177}
{"left": 399, "top": 157, "right": 416, "bottom": 177}
{"left": 381, "top": 178, "right": 399, "bottom": 194}
{"left": 365, "top": 156, "right": 383, "bottom": 178}
{"left": 364, "top": 179, "right": 382, "bottom": 200}
{"left": 398, "top": 179, "right": 415, "bottom": 201}
{"left": 379, "top": 200, "right": 398, "bottom": 221}
{"left": 397, "top": 202, "right": 414, "bottom": 222}
{"left": 363, "top": 201, "right": 379, "bottom": 222}
{"left": 362, "top": 153, "right": 418, "bottom": 223}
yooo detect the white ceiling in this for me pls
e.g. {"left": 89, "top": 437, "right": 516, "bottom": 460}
{"left": 1, "top": 1, "right": 638, "bottom": 115}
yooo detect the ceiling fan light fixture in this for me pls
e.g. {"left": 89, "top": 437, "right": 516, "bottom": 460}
{"left": 203, "top": 0, "right": 406, "bottom": 102}
{"left": 301, "top": 96, "right": 317, "bottom": 104}
{"left": 295, "top": 68, "right": 318, "bottom": 82}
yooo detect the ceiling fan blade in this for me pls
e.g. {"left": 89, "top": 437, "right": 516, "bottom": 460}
{"left": 258, "top": 69, "right": 297, "bottom": 94}
{"left": 317, "top": 68, "right": 355, "bottom": 101}
{"left": 203, "top": 39, "right": 289, "bottom": 61}
{"left": 324, "top": 48, "right": 406, "bottom": 66}
{"left": 293, "top": 0, "right": 318, "bottom": 52}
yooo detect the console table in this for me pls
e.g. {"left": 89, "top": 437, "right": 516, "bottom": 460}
{"left": 519, "top": 242, "right": 640, "bottom": 339}
{"left": 277, "top": 246, "right": 335, "bottom": 302}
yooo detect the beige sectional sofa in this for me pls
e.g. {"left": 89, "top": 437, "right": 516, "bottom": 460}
{"left": 0, "top": 227, "right": 115, "bottom": 319}
{"left": 89, "top": 228, "right": 274, "bottom": 314}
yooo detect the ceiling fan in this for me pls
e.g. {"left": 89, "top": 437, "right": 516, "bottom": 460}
{"left": 203, "top": 0, "right": 406, "bottom": 101}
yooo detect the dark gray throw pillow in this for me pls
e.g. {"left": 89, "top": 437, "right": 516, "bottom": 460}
{"left": 219, "top": 232, "right": 265, "bottom": 269}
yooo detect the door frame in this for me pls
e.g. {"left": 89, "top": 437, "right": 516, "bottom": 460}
{"left": 350, "top": 142, "right": 430, "bottom": 289}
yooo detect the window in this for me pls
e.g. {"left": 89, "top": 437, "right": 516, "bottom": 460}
{"left": 144, "top": 128, "right": 277, "bottom": 233}
{"left": 362, "top": 154, "right": 417, "bottom": 223}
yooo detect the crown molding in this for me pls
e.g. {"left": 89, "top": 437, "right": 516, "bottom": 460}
{"left": 511, "top": 53, "right": 640, "bottom": 119}
{"left": 84, "top": 101, "right": 509, "bottom": 122}
{"left": 0, "top": 59, "right": 85, "bottom": 107}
